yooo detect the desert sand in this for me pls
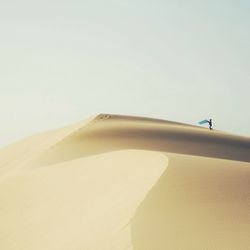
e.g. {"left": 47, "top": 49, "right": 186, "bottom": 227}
{"left": 0, "top": 114, "right": 250, "bottom": 250}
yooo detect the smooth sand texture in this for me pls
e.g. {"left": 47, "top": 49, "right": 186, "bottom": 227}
{"left": 0, "top": 114, "right": 250, "bottom": 250}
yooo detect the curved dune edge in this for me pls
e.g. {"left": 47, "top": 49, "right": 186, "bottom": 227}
{"left": 28, "top": 113, "right": 250, "bottom": 168}
{"left": 131, "top": 153, "right": 250, "bottom": 249}
{"left": 0, "top": 150, "right": 168, "bottom": 250}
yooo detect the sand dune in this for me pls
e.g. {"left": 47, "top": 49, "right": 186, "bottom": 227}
{"left": 0, "top": 114, "right": 250, "bottom": 250}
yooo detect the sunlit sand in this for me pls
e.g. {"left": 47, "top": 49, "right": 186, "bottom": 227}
{"left": 0, "top": 114, "right": 250, "bottom": 249}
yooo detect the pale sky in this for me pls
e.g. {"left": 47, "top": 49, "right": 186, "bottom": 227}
{"left": 0, "top": 0, "right": 249, "bottom": 147}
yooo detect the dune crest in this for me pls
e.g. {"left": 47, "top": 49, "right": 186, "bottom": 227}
{"left": 0, "top": 115, "right": 96, "bottom": 178}
{"left": 28, "top": 113, "right": 250, "bottom": 167}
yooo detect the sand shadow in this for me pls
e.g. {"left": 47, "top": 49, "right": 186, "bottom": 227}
{"left": 130, "top": 154, "right": 250, "bottom": 249}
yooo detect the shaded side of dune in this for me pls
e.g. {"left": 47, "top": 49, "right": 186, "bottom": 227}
{"left": 30, "top": 114, "right": 250, "bottom": 167}
{"left": 130, "top": 153, "right": 250, "bottom": 250}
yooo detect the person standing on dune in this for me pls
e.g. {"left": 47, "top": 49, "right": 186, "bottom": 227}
{"left": 208, "top": 119, "right": 212, "bottom": 130}
{"left": 198, "top": 119, "right": 213, "bottom": 130}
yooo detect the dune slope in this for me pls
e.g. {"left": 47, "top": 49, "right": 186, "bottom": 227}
{"left": 0, "top": 150, "right": 167, "bottom": 250}
{"left": 0, "top": 114, "right": 250, "bottom": 250}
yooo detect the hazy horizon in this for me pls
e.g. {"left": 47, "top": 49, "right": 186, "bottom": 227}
{"left": 1, "top": 0, "right": 249, "bottom": 147}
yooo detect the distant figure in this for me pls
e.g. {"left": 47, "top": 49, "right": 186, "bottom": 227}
{"left": 208, "top": 119, "right": 212, "bottom": 130}
{"left": 198, "top": 118, "right": 213, "bottom": 130}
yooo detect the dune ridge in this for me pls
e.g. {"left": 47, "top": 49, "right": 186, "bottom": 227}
{"left": 28, "top": 114, "right": 250, "bottom": 168}
{"left": 0, "top": 115, "right": 96, "bottom": 179}
{"left": 0, "top": 113, "right": 250, "bottom": 250}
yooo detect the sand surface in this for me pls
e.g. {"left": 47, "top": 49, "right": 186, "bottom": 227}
{"left": 0, "top": 114, "right": 250, "bottom": 249}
